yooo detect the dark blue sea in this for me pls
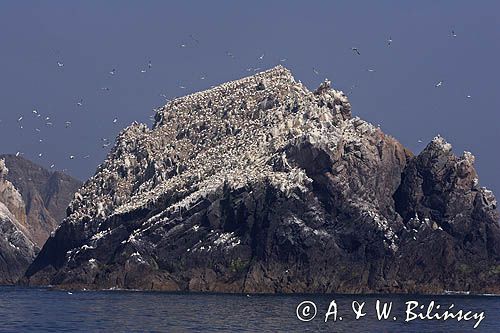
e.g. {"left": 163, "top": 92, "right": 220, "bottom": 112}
{"left": 0, "top": 286, "right": 498, "bottom": 332}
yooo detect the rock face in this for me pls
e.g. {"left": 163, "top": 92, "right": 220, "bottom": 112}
{"left": 24, "top": 66, "right": 500, "bottom": 293}
{"left": 0, "top": 159, "right": 36, "bottom": 284}
{"left": 0, "top": 155, "right": 81, "bottom": 284}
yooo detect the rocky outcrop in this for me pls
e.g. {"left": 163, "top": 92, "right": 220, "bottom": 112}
{"left": 0, "top": 159, "right": 36, "bottom": 284}
{"left": 0, "top": 155, "right": 83, "bottom": 247}
{"left": 0, "top": 201, "right": 36, "bottom": 284}
{"left": 0, "top": 156, "right": 81, "bottom": 284}
{"left": 24, "top": 66, "right": 500, "bottom": 293}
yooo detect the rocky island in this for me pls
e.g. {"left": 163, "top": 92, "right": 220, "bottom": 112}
{"left": 23, "top": 66, "right": 500, "bottom": 293}
{"left": 0, "top": 155, "right": 81, "bottom": 284}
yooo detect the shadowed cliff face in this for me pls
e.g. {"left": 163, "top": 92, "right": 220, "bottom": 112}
{"left": 24, "top": 66, "right": 500, "bottom": 293}
{"left": 0, "top": 156, "right": 81, "bottom": 284}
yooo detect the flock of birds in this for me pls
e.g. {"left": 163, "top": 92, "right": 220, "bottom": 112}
{"left": 1, "top": 29, "right": 467, "bottom": 175}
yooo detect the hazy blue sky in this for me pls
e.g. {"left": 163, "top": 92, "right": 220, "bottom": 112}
{"left": 0, "top": 1, "right": 499, "bottom": 195}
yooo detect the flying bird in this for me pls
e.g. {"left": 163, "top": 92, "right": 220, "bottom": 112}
{"left": 77, "top": 99, "right": 83, "bottom": 107}
{"left": 435, "top": 81, "right": 443, "bottom": 87}
{"left": 313, "top": 68, "right": 319, "bottom": 75}
{"left": 258, "top": 54, "right": 264, "bottom": 60}
{"left": 110, "top": 68, "right": 116, "bottom": 75}
{"left": 387, "top": 37, "right": 392, "bottom": 46}
{"left": 57, "top": 61, "right": 64, "bottom": 67}
{"left": 351, "top": 47, "right": 361, "bottom": 55}
{"left": 451, "top": 30, "right": 457, "bottom": 37}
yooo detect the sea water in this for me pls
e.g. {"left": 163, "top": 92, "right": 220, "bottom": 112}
{"left": 0, "top": 286, "right": 498, "bottom": 332}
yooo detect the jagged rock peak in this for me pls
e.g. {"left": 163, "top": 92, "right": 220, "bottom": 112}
{"left": 0, "top": 158, "right": 8, "bottom": 179}
{"left": 0, "top": 158, "right": 25, "bottom": 226}
{"left": 419, "top": 135, "right": 478, "bottom": 179}
{"left": 153, "top": 65, "right": 350, "bottom": 129}
{"left": 314, "top": 79, "right": 331, "bottom": 95}
{"left": 426, "top": 135, "right": 453, "bottom": 154}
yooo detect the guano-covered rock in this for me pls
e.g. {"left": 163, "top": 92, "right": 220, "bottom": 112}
{"left": 24, "top": 66, "right": 500, "bottom": 293}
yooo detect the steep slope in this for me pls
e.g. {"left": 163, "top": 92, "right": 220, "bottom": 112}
{"left": 24, "top": 66, "right": 500, "bottom": 293}
{"left": 0, "top": 202, "right": 36, "bottom": 284}
{"left": 0, "top": 159, "right": 36, "bottom": 283}
{"left": 0, "top": 154, "right": 83, "bottom": 247}
{"left": 0, "top": 156, "right": 82, "bottom": 284}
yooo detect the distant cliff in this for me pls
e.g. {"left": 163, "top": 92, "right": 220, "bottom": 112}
{"left": 0, "top": 155, "right": 81, "bottom": 284}
{"left": 24, "top": 66, "right": 500, "bottom": 293}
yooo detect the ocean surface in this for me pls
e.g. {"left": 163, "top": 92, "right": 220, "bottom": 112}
{"left": 0, "top": 286, "right": 498, "bottom": 332}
